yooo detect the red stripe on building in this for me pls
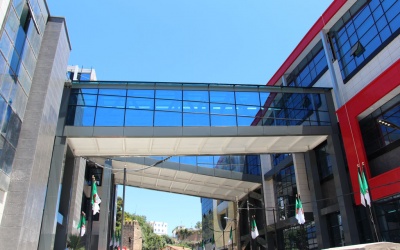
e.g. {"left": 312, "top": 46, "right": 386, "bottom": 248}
{"left": 336, "top": 59, "right": 400, "bottom": 204}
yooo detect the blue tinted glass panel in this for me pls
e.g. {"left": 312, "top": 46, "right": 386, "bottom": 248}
{"left": 260, "top": 92, "right": 270, "bottom": 106}
{"left": 210, "top": 91, "right": 235, "bottom": 104}
{"left": 95, "top": 108, "right": 124, "bottom": 126}
{"left": 156, "top": 90, "right": 182, "bottom": 100}
{"left": 236, "top": 105, "right": 260, "bottom": 117}
{"left": 71, "top": 88, "right": 98, "bottom": 94}
{"left": 183, "top": 113, "right": 210, "bottom": 126}
{"left": 1, "top": 105, "right": 12, "bottom": 133}
{"left": 155, "top": 99, "right": 181, "bottom": 111}
{"left": 180, "top": 156, "right": 197, "bottom": 165}
{"left": 183, "top": 101, "right": 209, "bottom": 113}
{"left": 237, "top": 116, "right": 257, "bottom": 126}
{"left": 154, "top": 111, "right": 182, "bottom": 126}
{"left": 97, "top": 95, "right": 125, "bottom": 108}
{"left": 210, "top": 115, "right": 236, "bottom": 126}
{"left": 235, "top": 92, "right": 260, "bottom": 106}
{"left": 66, "top": 106, "right": 95, "bottom": 126}
{"left": 210, "top": 103, "right": 235, "bottom": 115}
{"left": 69, "top": 93, "right": 97, "bottom": 106}
{"left": 183, "top": 90, "right": 209, "bottom": 102}
{"left": 99, "top": 89, "right": 127, "bottom": 96}
{"left": 0, "top": 141, "right": 15, "bottom": 175}
{"left": 127, "top": 97, "right": 154, "bottom": 110}
{"left": 125, "top": 109, "right": 153, "bottom": 126}
{"left": 127, "top": 89, "right": 154, "bottom": 98}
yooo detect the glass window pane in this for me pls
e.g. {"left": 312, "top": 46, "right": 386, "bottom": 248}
{"left": 0, "top": 140, "right": 15, "bottom": 175}
{"left": 183, "top": 113, "right": 210, "bottom": 126}
{"left": 236, "top": 105, "right": 260, "bottom": 116}
{"left": 183, "top": 90, "right": 209, "bottom": 102}
{"left": 211, "top": 115, "right": 236, "bottom": 126}
{"left": 237, "top": 116, "right": 257, "bottom": 126}
{"left": 210, "top": 103, "right": 235, "bottom": 115}
{"left": 127, "top": 89, "right": 154, "bottom": 98}
{"left": 66, "top": 106, "right": 95, "bottom": 126}
{"left": 156, "top": 89, "right": 182, "bottom": 100}
{"left": 235, "top": 92, "right": 260, "bottom": 106}
{"left": 155, "top": 99, "right": 181, "bottom": 111}
{"left": 154, "top": 111, "right": 182, "bottom": 126}
{"left": 97, "top": 95, "right": 125, "bottom": 108}
{"left": 125, "top": 109, "right": 153, "bottom": 126}
{"left": 71, "top": 88, "right": 98, "bottom": 94}
{"left": 127, "top": 97, "right": 154, "bottom": 110}
{"left": 5, "top": 112, "right": 21, "bottom": 148}
{"left": 95, "top": 108, "right": 124, "bottom": 126}
{"left": 210, "top": 91, "right": 235, "bottom": 104}
{"left": 183, "top": 101, "right": 209, "bottom": 113}
{"left": 69, "top": 93, "right": 97, "bottom": 106}
{"left": 98, "top": 89, "right": 126, "bottom": 96}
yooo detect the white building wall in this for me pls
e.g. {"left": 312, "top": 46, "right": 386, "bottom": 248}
{"left": 149, "top": 221, "right": 168, "bottom": 235}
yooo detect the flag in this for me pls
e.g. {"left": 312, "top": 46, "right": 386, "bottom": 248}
{"left": 77, "top": 212, "right": 86, "bottom": 236}
{"left": 91, "top": 176, "right": 101, "bottom": 215}
{"left": 202, "top": 240, "right": 205, "bottom": 250}
{"left": 115, "top": 231, "right": 120, "bottom": 247}
{"left": 358, "top": 166, "right": 366, "bottom": 207}
{"left": 110, "top": 234, "right": 114, "bottom": 247}
{"left": 251, "top": 216, "right": 259, "bottom": 239}
{"left": 358, "top": 164, "right": 371, "bottom": 206}
{"left": 211, "top": 233, "right": 215, "bottom": 250}
{"left": 228, "top": 226, "right": 233, "bottom": 244}
{"left": 361, "top": 165, "right": 371, "bottom": 206}
{"left": 295, "top": 195, "right": 305, "bottom": 224}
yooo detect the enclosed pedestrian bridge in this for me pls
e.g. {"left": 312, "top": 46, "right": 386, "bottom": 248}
{"left": 62, "top": 81, "right": 336, "bottom": 201}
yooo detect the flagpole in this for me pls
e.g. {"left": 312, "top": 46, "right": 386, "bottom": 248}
{"left": 361, "top": 163, "right": 379, "bottom": 242}
{"left": 120, "top": 167, "right": 127, "bottom": 249}
{"left": 86, "top": 175, "right": 95, "bottom": 250}
{"left": 247, "top": 199, "right": 252, "bottom": 250}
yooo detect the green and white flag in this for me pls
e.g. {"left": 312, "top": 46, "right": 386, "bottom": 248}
{"left": 251, "top": 217, "right": 259, "bottom": 239}
{"left": 91, "top": 176, "right": 101, "bottom": 215}
{"left": 202, "top": 240, "right": 205, "bottom": 250}
{"left": 211, "top": 233, "right": 215, "bottom": 250}
{"left": 358, "top": 164, "right": 371, "bottom": 207}
{"left": 295, "top": 195, "right": 305, "bottom": 224}
{"left": 77, "top": 212, "right": 86, "bottom": 236}
{"left": 228, "top": 226, "right": 233, "bottom": 244}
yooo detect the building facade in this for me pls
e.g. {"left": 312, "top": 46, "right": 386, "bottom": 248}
{"left": 0, "top": 0, "right": 71, "bottom": 249}
{"left": 149, "top": 221, "right": 169, "bottom": 235}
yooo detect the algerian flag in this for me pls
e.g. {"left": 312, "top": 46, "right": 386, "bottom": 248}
{"left": 362, "top": 166, "right": 371, "bottom": 206}
{"left": 251, "top": 217, "right": 259, "bottom": 239}
{"left": 359, "top": 164, "right": 371, "bottom": 206}
{"left": 358, "top": 167, "right": 366, "bottom": 207}
{"left": 211, "top": 233, "right": 215, "bottom": 250}
{"left": 202, "top": 240, "right": 205, "bottom": 250}
{"left": 91, "top": 176, "right": 101, "bottom": 215}
{"left": 295, "top": 195, "right": 305, "bottom": 224}
{"left": 115, "top": 232, "right": 120, "bottom": 247}
{"left": 228, "top": 226, "right": 233, "bottom": 244}
{"left": 110, "top": 234, "right": 114, "bottom": 247}
{"left": 77, "top": 212, "right": 86, "bottom": 236}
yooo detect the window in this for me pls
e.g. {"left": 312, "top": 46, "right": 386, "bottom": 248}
{"left": 315, "top": 142, "right": 333, "bottom": 180}
{"left": 275, "top": 165, "right": 297, "bottom": 220}
{"left": 330, "top": 0, "right": 400, "bottom": 81}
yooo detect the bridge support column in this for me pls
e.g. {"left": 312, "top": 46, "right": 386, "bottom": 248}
{"left": 98, "top": 159, "right": 113, "bottom": 250}
{"left": 293, "top": 153, "right": 312, "bottom": 213}
{"left": 66, "top": 157, "right": 87, "bottom": 236}
{"left": 260, "top": 154, "right": 276, "bottom": 249}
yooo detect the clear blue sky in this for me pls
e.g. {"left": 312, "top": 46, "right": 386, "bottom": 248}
{"left": 47, "top": 0, "right": 332, "bottom": 236}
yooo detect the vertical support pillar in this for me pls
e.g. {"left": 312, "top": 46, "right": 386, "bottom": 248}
{"left": 67, "top": 157, "right": 87, "bottom": 236}
{"left": 98, "top": 159, "right": 112, "bottom": 250}
{"left": 293, "top": 153, "right": 312, "bottom": 213}
{"left": 260, "top": 154, "right": 276, "bottom": 249}
{"left": 304, "top": 150, "right": 330, "bottom": 249}
{"left": 327, "top": 135, "right": 360, "bottom": 244}
{"left": 38, "top": 137, "right": 67, "bottom": 250}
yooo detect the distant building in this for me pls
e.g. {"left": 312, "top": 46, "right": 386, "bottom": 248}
{"left": 149, "top": 221, "right": 168, "bottom": 235}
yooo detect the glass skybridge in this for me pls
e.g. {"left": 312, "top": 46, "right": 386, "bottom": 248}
{"left": 62, "top": 81, "right": 336, "bottom": 200}
{"left": 65, "top": 81, "right": 332, "bottom": 127}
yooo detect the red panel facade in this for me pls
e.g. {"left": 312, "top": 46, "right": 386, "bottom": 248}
{"left": 337, "top": 59, "right": 400, "bottom": 204}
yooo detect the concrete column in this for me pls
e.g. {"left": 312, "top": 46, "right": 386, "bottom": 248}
{"left": 327, "top": 135, "right": 360, "bottom": 244}
{"left": 304, "top": 150, "right": 330, "bottom": 249}
{"left": 98, "top": 159, "right": 112, "bottom": 250}
{"left": 0, "top": 17, "right": 70, "bottom": 250}
{"left": 260, "top": 154, "right": 275, "bottom": 225}
{"left": 67, "top": 157, "right": 86, "bottom": 235}
{"left": 38, "top": 137, "right": 68, "bottom": 250}
{"left": 293, "top": 153, "right": 311, "bottom": 212}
